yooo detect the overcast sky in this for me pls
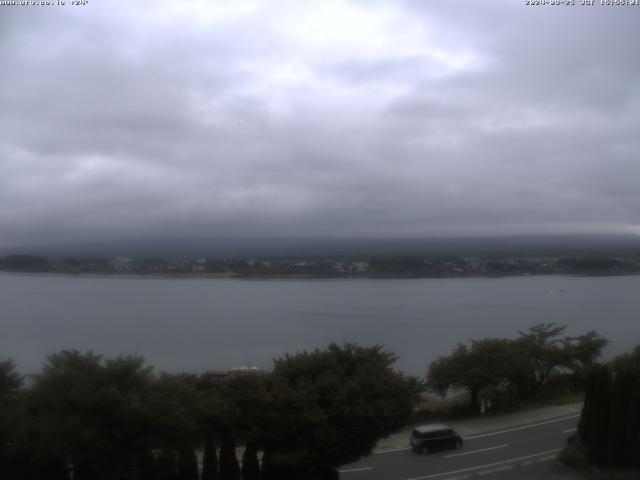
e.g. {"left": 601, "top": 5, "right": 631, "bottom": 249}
{"left": 1, "top": 0, "right": 639, "bottom": 247}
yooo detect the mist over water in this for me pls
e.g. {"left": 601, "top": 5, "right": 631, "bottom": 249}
{"left": 2, "top": 272, "right": 639, "bottom": 376}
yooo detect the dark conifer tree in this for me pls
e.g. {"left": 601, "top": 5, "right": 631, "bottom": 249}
{"left": 138, "top": 450, "right": 158, "bottom": 480}
{"left": 576, "top": 367, "right": 597, "bottom": 444}
{"left": 241, "top": 443, "right": 261, "bottom": 480}
{"left": 201, "top": 431, "right": 219, "bottom": 480}
{"left": 578, "top": 364, "right": 611, "bottom": 461}
{"left": 607, "top": 366, "right": 630, "bottom": 464}
{"left": 20, "top": 453, "right": 69, "bottom": 480}
{"left": 577, "top": 346, "right": 640, "bottom": 467}
{"left": 73, "top": 461, "right": 96, "bottom": 480}
{"left": 219, "top": 434, "right": 241, "bottom": 480}
{"left": 626, "top": 369, "right": 640, "bottom": 465}
{"left": 177, "top": 448, "right": 199, "bottom": 480}
{"left": 156, "top": 449, "right": 179, "bottom": 480}
{"left": 591, "top": 365, "right": 612, "bottom": 463}
{"left": 260, "top": 450, "right": 275, "bottom": 480}
{"left": 610, "top": 350, "right": 640, "bottom": 466}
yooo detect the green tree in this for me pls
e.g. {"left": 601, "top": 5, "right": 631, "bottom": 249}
{"left": 219, "top": 433, "right": 241, "bottom": 480}
{"left": 0, "top": 360, "right": 22, "bottom": 448}
{"left": 260, "top": 450, "right": 277, "bottom": 480}
{"left": 241, "top": 443, "right": 261, "bottom": 480}
{"left": 201, "top": 430, "right": 219, "bottom": 480}
{"left": 150, "top": 373, "right": 202, "bottom": 453}
{"left": 577, "top": 364, "right": 612, "bottom": 463}
{"left": 427, "top": 324, "right": 608, "bottom": 411}
{"left": 427, "top": 339, "right": 514, "bottom": 413}
{"left": 512, "top": 323, "right": 607, "bottom": 398}
{"left": 562, "top": 330, "right": 609, "bottom": 382}
{"left": 0, "top": 360, "right": 26, "bottom": 479}
{"left": 217, "top": 373, "right": 270, "bottom": 445}
{"left": 28, "top": 351, "right": 159, "bottom": 479}
{"left": 261, "top": 343, "right": 413, "bottom": 478}
{"left": 611, "top": 346, "right": 640, "bottom": 465}
{"left": 213, "top": 372, "right": 270, "bottom": 479}
{"left": 511, "top": 323, "right": 568, "bottom": 398}
{"left": 156, "top": 449, "right": 179, "bottom": 480}
{"left": 196, "top": 371, "right": 228, "bottom": 480}
{"left": 577, "top": 346, "right": 640, "bottom": 467}
{"left": 0, "top": 360, "right": 21, "bottom": 397}
{"left": 177, "top": 448, "right": 199, "bottom": 480}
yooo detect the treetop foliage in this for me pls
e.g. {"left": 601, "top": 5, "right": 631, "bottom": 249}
{"left": 0, "top": 360, "right": 22, "bottom": 401}
{"left": 0, "top": 343, "right": 412, "bottom": 480}
{"left": 265, "top": 343, "right": 412, "bottom": 469}
{"left": 426, "top": 323, "right": 608, "bottom": 412}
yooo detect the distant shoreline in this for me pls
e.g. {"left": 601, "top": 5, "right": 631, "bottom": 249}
{"left": 2, "top": 270, "right": 640, "bottom": 280}
{"left": 4, "top": 253, "right": 640, "bottom": 279}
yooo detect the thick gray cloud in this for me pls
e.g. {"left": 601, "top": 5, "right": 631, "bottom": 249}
{"left": 1, "top": 0, "right": 639, "bottom": 247}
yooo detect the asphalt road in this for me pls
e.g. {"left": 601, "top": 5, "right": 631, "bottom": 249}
{"left": 339, "top": 414, "right": 580, "bottom": 480}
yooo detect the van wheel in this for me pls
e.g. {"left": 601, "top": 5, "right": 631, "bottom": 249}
{"left": 456, "top": 439, "right": 463, "bottom": 449}
{"left": 421, "top": 447, "right": 428, "bottom": 455}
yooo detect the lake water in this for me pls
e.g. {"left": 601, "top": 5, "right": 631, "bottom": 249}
{"left": 1, "top": 272, "right": 639, "bottom": 376}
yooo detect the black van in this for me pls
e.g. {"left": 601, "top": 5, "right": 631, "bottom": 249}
{"left": 410, "top": 424, "right": 463, "bottom": 454}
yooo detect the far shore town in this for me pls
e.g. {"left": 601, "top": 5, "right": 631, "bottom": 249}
{"left": 2, "top": 253, "right": 640, "bottom": 278}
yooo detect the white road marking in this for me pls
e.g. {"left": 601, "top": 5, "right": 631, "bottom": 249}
{"left": 402, "top": 448, "right": 562, "bottom": 480}
{"left": 464, "top": 415, "right": 580, "bottom": 440}
{"left": 478, "top": 465, "right": 514, "bottom": 476}
{"left": 338, "top": 466, "right": 373, "bottom": 473}
{"left": 520, "top": 460, "right": 533, "bottom": 466}
{"left": 444, "top": 444, "right": 508, "bottom": 458}
{"left": 375, "top": 446, "right": 411, "bottom": 454}
{"left": 536, "top": 455, "right": 557, "bottom": 462}
{"left": 562, "top": 428, "right": 577, "bottom": 434}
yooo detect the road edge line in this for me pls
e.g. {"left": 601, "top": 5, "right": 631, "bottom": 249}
{"left": 401, "top": 448, "right": 562, "bottom": 480}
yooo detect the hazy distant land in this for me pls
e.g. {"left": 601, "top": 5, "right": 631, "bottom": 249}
{"left": 2, "top": 234, "right": 640, "bottom": 278}
{"left": 3, "top": 252, "right": 640, "bottom": 279}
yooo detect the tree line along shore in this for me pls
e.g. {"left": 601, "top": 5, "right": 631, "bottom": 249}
{"left": 2, "top": 323, "right": 637, "bottom": 479}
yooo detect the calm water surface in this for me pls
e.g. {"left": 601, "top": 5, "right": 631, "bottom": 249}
{"left": 1, "top": 272, "right": 639, "bottom": 375}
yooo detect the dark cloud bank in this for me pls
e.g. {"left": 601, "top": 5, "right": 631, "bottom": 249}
{"left": 1, "top": 1, "right": 640, "bottom": 253}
